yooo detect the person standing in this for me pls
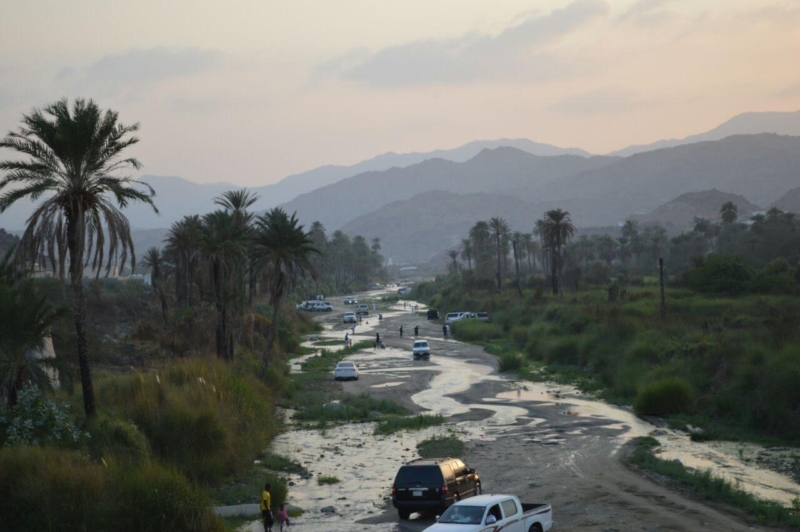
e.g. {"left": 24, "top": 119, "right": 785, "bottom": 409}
{"left": 376, "top": 332, "right": 380, "bottom": 345}
{"left": 443, "top": 324, "right": 448, "bottom": 338}
{"left": 414, "top": 325, "right": 419, "bottom": 337}
{"left": 261, "top": 483, "right": 274, "bottom": 532}
{"left": 344, "top": 333, "right": 349, "bottom": 347}
{"left": 399, "top": 325, "right": 403, "bottom": 338}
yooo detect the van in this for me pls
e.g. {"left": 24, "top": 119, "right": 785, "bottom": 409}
{"left": 391, "top": 457, "right": 481, "bottom": 520}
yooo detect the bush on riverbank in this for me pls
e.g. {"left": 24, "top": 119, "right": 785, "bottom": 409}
{"left": 417, "top": 434, "right": 465, "bottom": 458}
{"left": 0, "top": 446, "right": 223, "bottom": 532}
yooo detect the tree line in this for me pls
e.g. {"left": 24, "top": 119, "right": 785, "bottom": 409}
{"left": 449, "top": 202, "right": 800, "bottom": 295}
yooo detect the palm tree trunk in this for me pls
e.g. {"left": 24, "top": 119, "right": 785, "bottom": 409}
{"left": 495, "top": 236, "right": 502, "bottom": 290}
{"left": 261, "top": 296, "right": 281, "bottom": 379}
{"left": 67, "top": 215, "right": 96, "bottom": 418}
{"left": 512, "top": 241, "right": 523, "bottom": 298}
{"left": 213, "top": 258, "right": 226, "bottom": 359}
{"left": 551, "top": 253, "right": 559, "bottom": 295}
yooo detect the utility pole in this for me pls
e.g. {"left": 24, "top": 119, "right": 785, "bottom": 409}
{"left": 659, "top": 257, "right": 666, "bottom": 319}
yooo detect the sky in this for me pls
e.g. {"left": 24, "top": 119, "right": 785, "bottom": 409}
{"left": 1, "top": 0, "right": 799, "bottom": 186}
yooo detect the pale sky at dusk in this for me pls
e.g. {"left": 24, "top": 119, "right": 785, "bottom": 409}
{"left": 1, "top": 0, "right": 799, "bottom": 185}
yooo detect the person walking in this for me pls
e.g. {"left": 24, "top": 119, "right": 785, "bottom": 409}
{"left": 443, "top": 324, "right": 448, "bottom": 338}
{"left": 344, "top": 333, "right": 349, "bottom": 347}
{"left": 414, "top": 325, "right": 419, "bottom": 337}
{"left": 399, "top": 325, "right": 403, "bottom": 338}
{"left": 261, "top": 483, "right": 274, "bottom": 532}
{"left": 277, "top": 503, "right": 291, "bottom": 531}
{"left": 376, "top": 332, "right": 380, "bottom": 345}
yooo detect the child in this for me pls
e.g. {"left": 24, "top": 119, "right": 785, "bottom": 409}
{"left": 277, "top": 503, "right": 291, "bottom": 531}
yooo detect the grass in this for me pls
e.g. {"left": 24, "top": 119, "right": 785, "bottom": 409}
{"left": 417, "top": 434, "right": 465, "bottom": 458}
{"left": 313, "top": 339, "right": 344, "bottom": 346}
{"left": 210, "top": 462, "right": 288, "bottom": 508}
{"left": 375, "top": 414, "right": 444, "bottom": 435}
{"left": 317, "top": 475, "right": 340, "bottom": 485}
{"left": 261, "top": 452, "right": 308, "bottom": 475}
{"left": 294, "top": 392, "right": 408, "bottom": 423}
{"left": 628, "top": 437, "right": 800, "bottom": 527}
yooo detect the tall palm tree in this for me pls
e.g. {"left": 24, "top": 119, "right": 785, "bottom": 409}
{"left": 164, "top": 215, "right": 202, "bottom": 305}
{"left": 455, "top": 239, "right": 470, "bottom": 271}
{"left": 511, "top": 239, "right": 523, "bottom": 297}
{"left": 215, "top": 189, "right": 259, "bottom": 303}
{"left": 469, "top": 221, "right": 491, "bottom": 279}
{"left": 489, "top": 217, "right": 510, "bottom": 290}
{"left": 200, "top": 210, "right": 247, "bottom": 361}
{"left": 535, "top": 209, "right": 576, "bottom": 295}
{"left": 252, "top": 208, "right": 318, "bottom": 378}
{"left": 371, "top": 237, "right": 381, "bottom": 253}
{"left": 446, "top": 249, "right": 460, "bottom": 275}
{"left": 140, "top": 247, "right": 169, "bottom": 325}
{"left": 0, "top": 99, "right": 155, "bottom": 417}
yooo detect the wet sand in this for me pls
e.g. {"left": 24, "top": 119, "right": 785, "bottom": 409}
{"left": 241, "top": 291, "right": 800, "bottom": 532}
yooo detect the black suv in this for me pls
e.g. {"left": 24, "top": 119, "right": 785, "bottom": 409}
{"left": 391, "top": 457, "right": 481, "bottom": 520}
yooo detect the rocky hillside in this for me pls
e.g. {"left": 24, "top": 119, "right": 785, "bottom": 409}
{"left": 772, "top": 187, "right": 800, "bottom": 214}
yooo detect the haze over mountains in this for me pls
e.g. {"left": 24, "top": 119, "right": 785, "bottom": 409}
{"left": 1, "top": 109, "right": 799, "bottom": 264}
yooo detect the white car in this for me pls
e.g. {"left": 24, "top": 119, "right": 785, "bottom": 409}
{"left": 445, "top": 312, "right": 469, "bottom": 324}
{"left": 343, "top": 312, "right": 357, "bottom": 324}
{"left": 397, "top": 287, "right": 412, "bottom": 295}
{"left": 425, "top": 495, "right": 553, "bottom": 532}
{"left": 334, "top": 361, "right": 358, "bottom": 381}
{"left": 311, "top": 301, "right": 333, "bottom": 312}
{"left": 412, "top": 340, "right": 430, "bottom": 359}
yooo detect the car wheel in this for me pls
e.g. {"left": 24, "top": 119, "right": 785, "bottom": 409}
{"left": 398, "top": 509, "right": 410, "bottom": 521}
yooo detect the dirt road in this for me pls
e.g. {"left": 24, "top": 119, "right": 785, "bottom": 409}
{"left": 260, "top": 291, "right": 796, "bottom": 532}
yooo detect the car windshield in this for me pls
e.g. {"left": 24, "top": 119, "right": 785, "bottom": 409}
{"left": 336, "top": 362, "right": 355, "bottom": 368}
{"left": 394, "top": 465, "right": 441, "bottom": 485}
{"left": 438, "top": 505, "right": 485, "bottom": 524}
{"left": 414, "top": 342, "right": 428, "bottom": 348}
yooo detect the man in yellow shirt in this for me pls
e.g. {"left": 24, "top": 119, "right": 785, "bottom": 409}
{"left": 261, "top": 483, "right": 274, "bottom": 532}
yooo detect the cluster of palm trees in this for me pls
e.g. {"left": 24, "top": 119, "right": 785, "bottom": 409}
{"left": 0, "top": 99, "right": 317, "bottom": 417}
{"left": 448, "top": 209, "right": 576, "bottom": 295}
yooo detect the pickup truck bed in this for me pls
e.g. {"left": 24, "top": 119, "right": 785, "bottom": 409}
{"left": 521, "top": 503, "right": 549, "bottom": 513}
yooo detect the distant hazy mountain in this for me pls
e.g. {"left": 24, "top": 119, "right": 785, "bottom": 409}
{"left": 340, "top": 191, "right": 542, "bottom": 262}
{"left": 530, "top": 134, "right": 800, "bottom": 227}
{"left": 772, "top": 187, "right": 800, "bottom": 214}
{"left": 609, "top": 110, "right": 800, "bottom": 157}
{"left": 634, "top": 189, "right": 761, "bottom": 230}
{"left": 0, "top": 139, "right": 590, "bottom": 231}
{"left": 279, "top": 148, "right": 616, "bottom": 231}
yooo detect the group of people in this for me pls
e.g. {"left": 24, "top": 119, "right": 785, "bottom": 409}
{"left": 261, "top": 483, "right": 291, "bottom": 531}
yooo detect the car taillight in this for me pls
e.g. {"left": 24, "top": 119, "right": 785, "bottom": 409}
{"left": 441, "top": 484, "right": 448, "bottom": 495}
{"left": 391, "top": 486, "right": 396, "bottom": 496}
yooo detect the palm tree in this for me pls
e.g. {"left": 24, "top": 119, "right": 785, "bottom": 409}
{"left": 371, "top": 237, "right": 381, "bottom": 253}
{"left": 489, "top": 217, "right": 510, "bottom": 290}
{"left": 720, "top": 201, "right": 738, "bottom": 225}
{"left": 0, "top": 99, "right": 156, "bottom": 417}
{"left": 0, "top": 279, "right": 63, "bottom": 406}
{"left": 164, "top": 215, "right": 202, "bottom": 305}
{"left": 446, "top": 249, "right": 460, "bottom": 275}
{"left": 460, "top": 238, "right": 473, "bottom": 270}
{"left": 511, "top": 239, "right": 523, "bottom": 297}
{"left": 200, "top": 210, "right": 247, "bottom": 361}
{"left": 252, "top": 208, "right": 318, "bottom": 378}
{"left": 215, "top": 189, "right": 259, "bottom": 303}
{"left": 469, "top": 221, "right": 491, "bottom": 279}
{"left": 535, "top": 209, "right": 576, "bottom": 295}
{"left": 140, "top": 247, "right": 169, "bottom": 325}
{"left": 621, "top": 219, "right": 639, "bottom": 240}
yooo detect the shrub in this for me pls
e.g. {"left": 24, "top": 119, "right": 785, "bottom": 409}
{"left": 0, "top": 387, "right": 87, "bottom": 446}
{"left": 86, "top": 416, "right": 150, "bottom": 464}
{"left": 498, "top": 353, "right": 524, "bottom": 372}
{"left": 634, "top": 377, "right": 694, "bottom": 416}
{"left": 417, "top": 434, "right": 465, "bottom": 459}
{"left": 547, "top": 338, "right": 581, "bottom": 366}
{"left": 0, "top": 446, "right": 223, "bottom": 532}
{"left": 450, "top": 320, "right": 503, "bottom": 342}
{"left": 375, "top": 414, "right": 444, "bottom": 435}
{"left": 682, "top": 255, "right": 754, "bottom": 295}
{"left": 585, "top": 261, "right": 612, "bottom": 285}
{"left": 511, "top": 326, "right": 529, "bottom": 348}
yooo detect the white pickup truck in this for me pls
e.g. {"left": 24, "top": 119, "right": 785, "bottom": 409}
{"left": 423, "top": 494, "right": 553, "bottom": 532}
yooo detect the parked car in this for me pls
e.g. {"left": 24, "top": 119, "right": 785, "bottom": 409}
{"left": 475, "top": 311, "right": 490, "bottom": 322}
{"left": 398, "top": 287, "right": 412, "bottom": 295}
{"left": 333, "top": 361, "right": 358, "bottom": 381}
{"left": 311, "top": 301, "right": 332, "bottom": 312}
{"left": 392, "top": 458, "right": 481, "bottom": 520}
{"left": 344, "top": 296, "right": 357, "bottom": 305}
{"left": 343, "top": 312, "right": 357, "bottom": 324}
{"left": 356, "top": 304, "right": 369, "bottom": 315}
{"left": 412, "top": 340, "right": 430, "bottom": 359}
{"left": 445, "top": 312, "right": 468, "bottom": 325}
{"left": 424, "top": 494, "right": 553, "bottom": 532}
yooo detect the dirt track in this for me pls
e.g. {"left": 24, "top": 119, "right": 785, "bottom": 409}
{"left": 265, "top": 291, "right": 791, "bottom": 532}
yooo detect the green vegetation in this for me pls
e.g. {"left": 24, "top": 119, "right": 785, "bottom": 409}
{"left": 417, "top": 434, "right": 465, "bottom": 458}
{"left": 375, "top": 414, "right": 444, "bottom": 435}
{"left": 628, "top": 437, "right": 800, "bottom": 527}
{"left": 418, "top": 277, "right": 800, "bottom": 442}
{"left": 293, "top": 392, "right": 407, "bottom": 423}
{"left": 317, "top": 475, "right": 341, "bottom": 485}
{"left": 261, "top": 452, "right": 308, "bottom": 475}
